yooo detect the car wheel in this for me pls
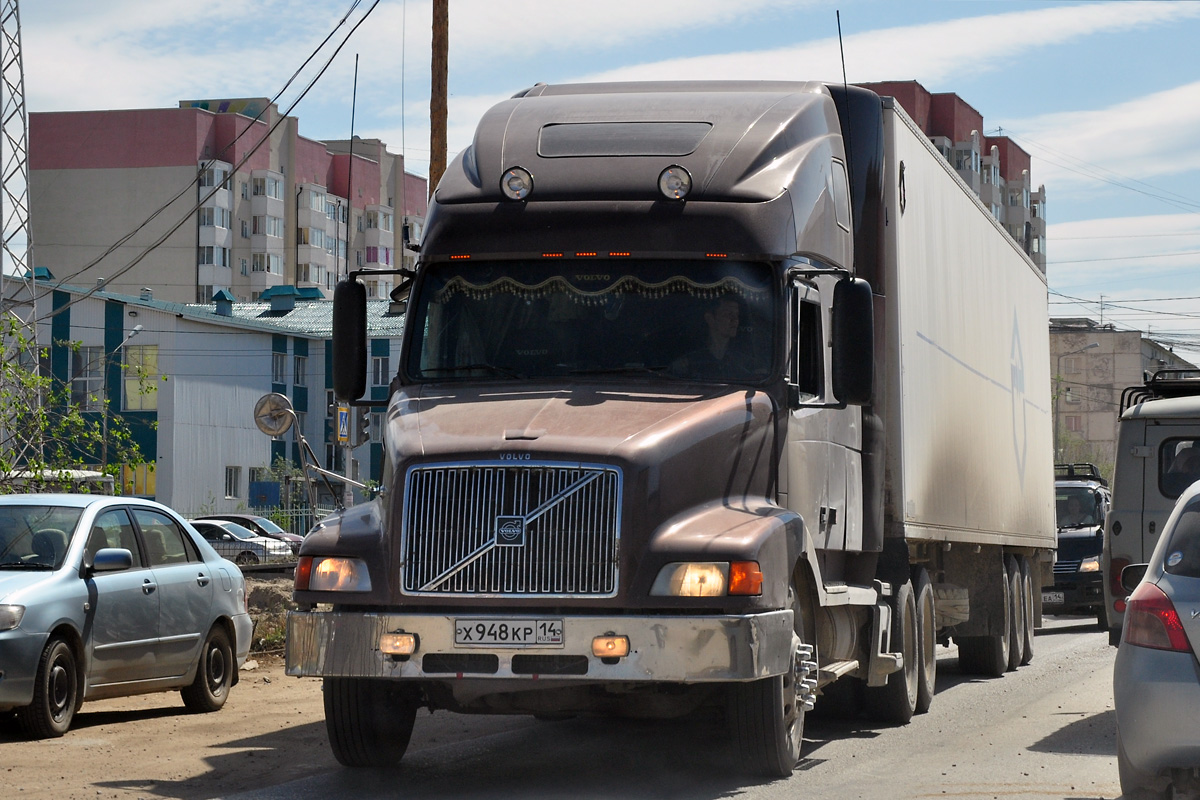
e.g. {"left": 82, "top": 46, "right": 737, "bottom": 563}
{"left": 181, "top": 626, "right": 234, "bottom": 713}
{"left": 234, "top": 552, "right": 259, "bottom": 566}
{"left": 1118, "top": 730, "right": 1170, "bottom": 799}
{"left": 324, "top": 678, "right": 420, "bottom": 767}
{"left": 16, "top": 636, "right": 79, "bottom": 739}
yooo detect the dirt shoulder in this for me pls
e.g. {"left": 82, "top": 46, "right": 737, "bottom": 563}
{"left": 0, "top": 577, "right": 334, "bottom": 800}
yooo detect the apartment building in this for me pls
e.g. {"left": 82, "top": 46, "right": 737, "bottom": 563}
{"left": 1050, "top": 318, "right": 1196, "bottom": 475}
{"left": 29, "top": 97, "right": 426, "bottom": 305}
{"left": 858, "top": 81, "right": 1047, "bottom": 273}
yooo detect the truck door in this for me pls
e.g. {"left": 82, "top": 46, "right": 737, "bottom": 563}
{"left": 1142, "top": 427, "right": 1200, "bottom": 563}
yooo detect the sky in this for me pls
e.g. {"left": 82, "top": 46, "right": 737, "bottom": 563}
{"left": 16, "top": 0, "right": 1200, "bottom": 361}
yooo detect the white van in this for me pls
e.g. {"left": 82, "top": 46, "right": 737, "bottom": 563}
{"left": 1103, "top": 370, "right": 1200, "bottom": 644}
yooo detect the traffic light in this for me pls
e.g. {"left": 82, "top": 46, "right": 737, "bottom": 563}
{"left": 355, "top": 410, "right": 371, "bottom": 446}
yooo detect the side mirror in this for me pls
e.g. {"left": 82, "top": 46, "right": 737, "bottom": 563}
{"left": 332, "top": 279, "right": 368, "bottom": 402}
{"left": 831, "top": 277, "right": 874, "bottom": 406}
{"left": 90, "top": 547, "right": 133, "bottom": 573}
{"left": 1120, "top": 563, "right": 1149, "bottom": 595}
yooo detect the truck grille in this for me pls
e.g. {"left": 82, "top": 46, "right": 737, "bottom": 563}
{"left": 1053, "top": 559, "right": 1082, "bottom": 575}
{"left": 401, "top": 462, "right": 621, "bottom": 597}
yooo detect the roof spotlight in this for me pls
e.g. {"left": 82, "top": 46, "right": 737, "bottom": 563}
{"left": 500, "top": 167, "right": 534, "bottom": 200}
{"left": 658, "top": 165, "right": 692, "bottom": 201}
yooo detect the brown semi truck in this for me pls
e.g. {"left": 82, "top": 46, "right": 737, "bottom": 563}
{"left": 286, "top": 81, "right": 1056, "bottom": 776}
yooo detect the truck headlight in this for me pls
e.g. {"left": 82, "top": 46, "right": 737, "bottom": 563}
{"left": 1078, "top": 556, "right": 1101, "bottom": 573}
{"left": 296, "top": 556, "right": 372, "bottom": 592}
{"left": 651, "top": 562, "right": 728, "bottom": 597}
{"left": 0, "top": 604, "right": 25, "bottom": 631}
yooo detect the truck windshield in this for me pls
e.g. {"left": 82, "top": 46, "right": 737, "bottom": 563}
{"left": 406, "top": 259, "right": 777, "bottom": 383}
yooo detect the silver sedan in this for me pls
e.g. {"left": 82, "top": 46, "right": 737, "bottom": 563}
{"left": 188, "top": 519, "right": 294, "bottom": 565}
{"left": 1113, "top": 480, "right": 1200, "bottom": 798}
{"left": 0, "top": 494, "right": 254, "bottom": 738}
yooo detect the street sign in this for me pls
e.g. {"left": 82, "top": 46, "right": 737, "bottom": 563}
{"left": 337, "top": 406, "right": 350, "bottom": 443}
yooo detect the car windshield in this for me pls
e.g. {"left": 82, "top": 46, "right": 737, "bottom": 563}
{"left": 1055, "top": 486, "right": 1098, "bottom": 529}
{"left": 405, "top": 259, "right": 778, "bottom": 384}
{"left": 0, "top": 505, "right": 85, "bottom": 570}
{"left": 249, "top": 517, "right": 286, "bottom": 535}
{"left": 1163, "top": 498, "right": 1200, "bottom": 578}
{"left": 219, "top": 522, "right": 260, "bottom": 541}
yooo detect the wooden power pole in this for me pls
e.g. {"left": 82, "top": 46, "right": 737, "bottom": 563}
{"left": 429, "top": 0, "right": 448, "bottom": 199}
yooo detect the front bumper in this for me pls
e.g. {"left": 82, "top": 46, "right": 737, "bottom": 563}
{"left": 286, "top": 609, "right": 794, "bottom": 683}
{"left": 0, "top": 628, "right": 48, "bottom": 710}
{"left": 1042, "top": 573, "right": 1104, "bottom": 614}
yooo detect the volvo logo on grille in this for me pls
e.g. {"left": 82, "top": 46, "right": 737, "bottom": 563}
{"left": 495, "top": 516, "right": 526, "bottom": 546}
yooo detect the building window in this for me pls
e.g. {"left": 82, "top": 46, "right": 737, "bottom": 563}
{"left": 366, "top": 246, "right": 378, "bottom": 264}
{"left": 123, "top": 345, "right": 158, "bottom": 411}
{"left": 253, "top": 215, "right": 284, "bottom": 237}
{"left": 199, "top": 207, "right": 214, "bottom": 226}
{"left": 356, "top": 250, "right": 363, "bottom": 267}
{"left": 309, "top": 190, "right": 326, "bottom": 211}
{"left": 252, "top": 253, "right": 282, "bottom": 274}
{"left": 253, "top": 176, "right": 283, "bottom": 199}
{"left": 121, "top": 463, "right": 155, "bottom": 496}
{"left": 71, "top": 345, "right": 105, "bottom": 411}
{"left": 1063, "top": 386, "right": 1080, "bottom": 404}
{"left": 293, "top": 355, "right": 307, "bottom": 386}
{"left": 199, "top": 167, "right": 227, "bottom": 188}
{"left": 241, "top": 220, "right": 250, "bottom": 238}
{"left": 240, "top": 258, "right": 248, "bottom": 276}
{"left": 225, "top": 466, "right": 242, "bottom": 499}
{"left": 366, "top": 210, "right": 378, "bottom": 229}
{"left": 249, "top": 467, "right": 269, "bottom": 484}
{"left": 1061, "top": 356, "right": 1083, "bottom": 374}
{"left": 272, "top": 352, "right": 286, "bottom": 384}
{"left": 372, "top": 355, "right": 390, "bottom": 386}
{"left": 370, "top": 411, "right": 384, "bottom": 444}
{"left": 1064, "top": 415, "right": 1082, "bottom": 433}
{"left": 241, "top": 181, "right": 249, "bottom": 199}
{"left": 197, "top": 285, "right": 215, "bottom": 303}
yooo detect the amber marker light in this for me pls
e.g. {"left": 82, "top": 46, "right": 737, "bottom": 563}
{"left": 294, "top": 556, "right": 313, "bottom": 590}
{"left": 449, "top": 254, "right": 471, "bottom": 260}
{"left": 592, "top": 635, "right": 630, "bottom": 659}
{"left": 729, "top": 561, "right": 764, "bottom": 595}
{"left": 542, "top": 252, "right": 563, "bottom": 258}
{"left": 608, "top": 252, "right": 631, "bottom": 257}
{"left": 705, "top": 253, "right": 727, "bottom": 259}
{"left": 380, "top": 632, "right": 418, "bottom": 656}
{"left": 575, "top": 252, "right": 597, "bottom": 257}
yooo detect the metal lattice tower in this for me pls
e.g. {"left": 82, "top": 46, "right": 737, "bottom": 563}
{"left": 1, "top": 0, "right": 33, "bottom": 322}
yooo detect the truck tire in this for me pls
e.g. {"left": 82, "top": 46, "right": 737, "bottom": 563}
{"left": 1006, "top": 556, "right": 1025, "bottom": 672}
{"left": 730, "top": 586, "right": 814, "bottom": 777}
{"left": 1018, "top": 556, "right": 1035, "bottom": 665}
{"left": 957, "top": 556, "right": 1011, "bottom": 677}
{"left": 864, "top": 579, "right": 918, "bottom": 724}
{"left": 911, "top": 567, "right": 936, "bottom": 714}
{"left": 324, "top": 678, "right": 420, "bottom": 768}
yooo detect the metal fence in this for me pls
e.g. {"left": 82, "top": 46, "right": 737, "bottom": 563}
{"left": 180, "top": 506, "right": 336, "bottom": 537}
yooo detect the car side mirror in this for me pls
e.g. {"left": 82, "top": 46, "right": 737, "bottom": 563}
{"left": 1120, "top": 563, "right": 1149, "bottom": 595}
{"left": 90, "top": 547, "right": 134, "bottom": 573}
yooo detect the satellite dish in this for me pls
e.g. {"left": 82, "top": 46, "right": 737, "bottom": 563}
{"left": 253, "top": 393, "right": 294, "bottom": 437}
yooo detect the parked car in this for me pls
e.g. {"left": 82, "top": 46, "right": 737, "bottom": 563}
{"left": 188, "top": 520, "right": 294, "bottom": 565}
{"left": 193, "top": 513, "right": 304, "bottom": 554}
{"left": 1044, "top": 463, "right": 1110, "bottom": 626}
{"left": 0, "top": 494, "right": 253, "bottom": 739}
{"left": 1113, "top": 480, "right": 1200, "bottom": 797}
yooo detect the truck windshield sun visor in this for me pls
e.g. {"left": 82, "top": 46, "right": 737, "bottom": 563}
{"left": 406, "top": 259, "right": 778, "bottom": 384}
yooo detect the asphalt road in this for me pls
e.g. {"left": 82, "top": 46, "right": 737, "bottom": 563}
{"left": 229, "top": 615, "right": 1121, "bottom": 800}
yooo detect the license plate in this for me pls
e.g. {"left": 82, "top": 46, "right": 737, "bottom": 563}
{"left": 454, "top": 618, "right": 564, "bottom": 648}
{"left": 1042, "top": 591, "right": 1065, "bottom": 605}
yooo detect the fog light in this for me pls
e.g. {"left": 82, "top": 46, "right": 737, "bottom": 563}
{"left": 500, "top": 167, "right": 534, "bottom": 200}
{"left": 658, "top": 165, "right": 691, "bottom": 200}
{"left": 380, "top": 632, "right": 418, "bottom": 656}
{"left": 592, "top": 635, "right": 629, "bottom": 659}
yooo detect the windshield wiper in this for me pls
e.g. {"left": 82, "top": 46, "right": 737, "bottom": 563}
{"left": 421, "top": 364, "right": 523, "bottom": 379}
{"left": 0, "top": 561, "right": 54, "bottom": 570}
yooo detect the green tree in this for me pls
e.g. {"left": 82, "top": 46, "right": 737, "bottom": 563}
{"left": 0, "top": 316, "right": 148, "bottom": 494}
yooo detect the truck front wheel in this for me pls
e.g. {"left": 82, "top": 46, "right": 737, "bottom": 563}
{"left": 324, "top": 678, "right": 420, "bottom": 768}
{"left": 730, "top": 587, "right": 816, "bottom": 777}
{"left": 864, "top": 579, "right": 918, "bottom": 723}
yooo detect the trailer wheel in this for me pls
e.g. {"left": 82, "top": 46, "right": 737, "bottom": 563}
{"left": 957, "top": 556, "right": 1010, "bottom": 677}
{"left": 1018, "top": 556, "right": 1035, "bottom": 665}
{"left": 1005, "top": 556, "right": 1025, "bottom": 671}
{"left": 324, "top": 678, "right": 419, "bottom": 768}
{"left": 864, "top": 579, "right": 918, "bottom": 723}
{"left": 911, "top": 567, "right": 937, "bottom": 714}
{"left": 730, "top": 585, "right": 815, "bottom": 777}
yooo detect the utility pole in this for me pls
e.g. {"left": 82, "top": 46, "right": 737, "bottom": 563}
{"left": 429, "top": 0, "right": 448, "bottom": 199}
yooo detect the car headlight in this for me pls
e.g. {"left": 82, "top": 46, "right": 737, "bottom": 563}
{"left": 1078, "top": 556, "right": 1101, "bottom": 573}
{"left": 0, "top": 604, "right": 25, "bottom": 631}
{"left": 295, "top": 556, "right": 372, "bottom": 592}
